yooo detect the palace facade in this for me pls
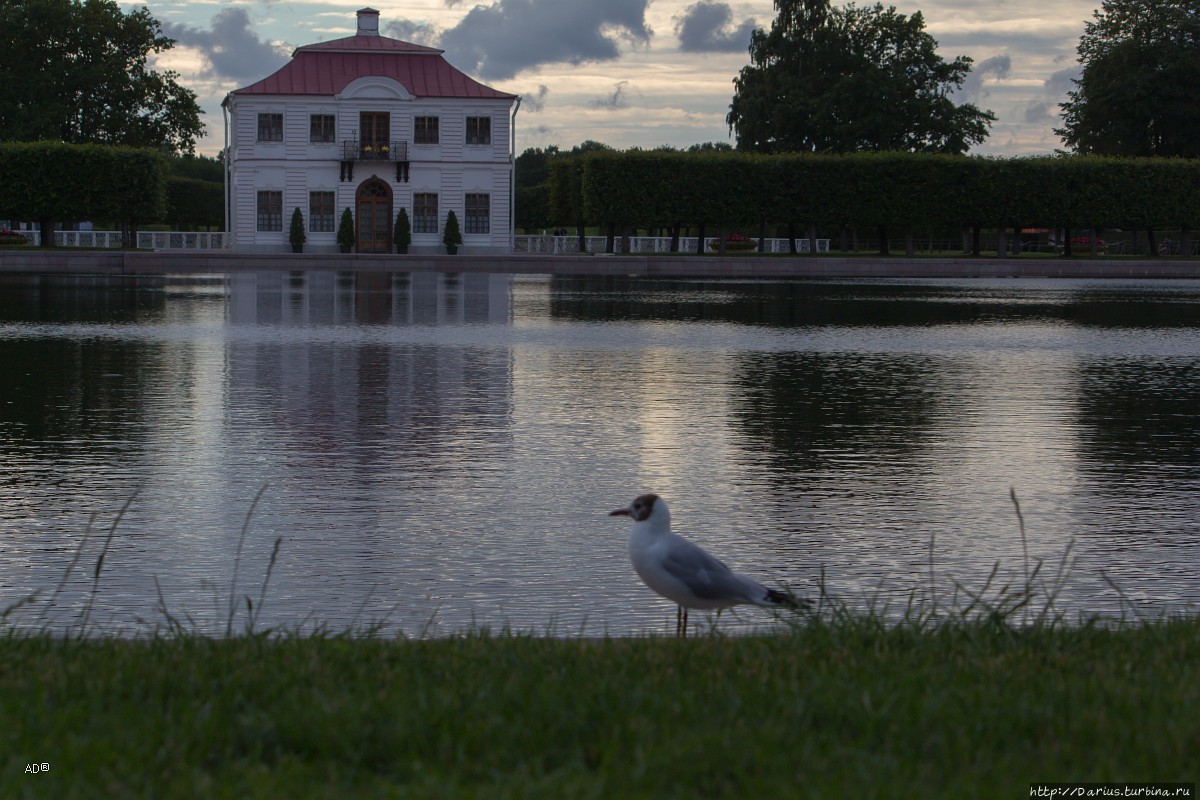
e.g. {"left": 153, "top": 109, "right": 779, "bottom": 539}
{"left": 223, "top": 8, "right": 517, "bottom": 253}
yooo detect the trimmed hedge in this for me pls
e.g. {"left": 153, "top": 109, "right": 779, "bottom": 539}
{"left": 166, "top": 176, "right": 223, "bottom": 230}
{"left": 553, "top": 151, "right": 1200, "bottom": 245}
{"left": 0, "top": 141, "right": 168, "bottom": 242}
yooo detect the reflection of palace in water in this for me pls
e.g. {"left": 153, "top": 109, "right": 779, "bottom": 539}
{"left": 227, "top": 270, "right": 511, "bottom": 326}
{"left": 223, "top": 271, "right": 515, "bottom": 488}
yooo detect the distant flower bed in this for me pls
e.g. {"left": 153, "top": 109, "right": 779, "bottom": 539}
{"left": 707, "top": 233, "right": 758, "bottom": 252}
{"left": 1068, "top": 236, "right": 1107, "bottom": 253}
{"left": 0, "top": 229, "right": 29, "bottom": 246}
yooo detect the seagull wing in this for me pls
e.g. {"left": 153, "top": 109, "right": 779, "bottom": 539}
{"left": 660, "top": 536, "right": 760, "bottom": 602}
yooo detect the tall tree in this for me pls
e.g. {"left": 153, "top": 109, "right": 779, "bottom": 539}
{"left": 1057, "top": 0, "right": 1200, "bottom": 157}
{"left": 0, "top": 0, "right": 204, "bottom": 153}
{"left": 727, "top": 0, "right": 995, "bottom": 154}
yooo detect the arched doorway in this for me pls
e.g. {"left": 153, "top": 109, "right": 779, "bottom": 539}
{"left": 356, "top": 178, "right": 392, "bottom": 253}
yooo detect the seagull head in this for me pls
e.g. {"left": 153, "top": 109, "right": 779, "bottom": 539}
{"left": 609, "top": 493, "right": 669, "bottom": 526}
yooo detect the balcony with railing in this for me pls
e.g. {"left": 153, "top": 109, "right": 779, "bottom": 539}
{"left": 340, "top": 141, "right": 409, "bottom": 182}
{"left": 343, "top": 140, "right": 406, "bottom": 161}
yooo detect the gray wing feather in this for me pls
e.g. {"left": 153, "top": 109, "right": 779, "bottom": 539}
{"left": 660, "top": 537, "right": 762, "bottom": 602}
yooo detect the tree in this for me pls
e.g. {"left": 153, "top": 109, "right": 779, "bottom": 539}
{"left": 289, "top": 208, "right": 306, "bottom": 251}
{"left": 337, "top": 208, "right": 355, "bottom": 252}
{"left": 443, "top": 210, "right": 463, "bottom": 253}
{"left": 393, "top": 208, "right": 411, "bottom": 253}
{"left": 727, "top": 0, "right": 995, "bottom": 154}
{"left": 0, "top": 0, "right": 204, "bottom": 153}
{"left": 1056, "top": 0, "right": 1200, "bottom": 157}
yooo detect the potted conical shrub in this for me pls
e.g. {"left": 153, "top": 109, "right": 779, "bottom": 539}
{"left": 394, "top": 208, "right": 411, "bottom": 254}
{"left": 336, "top": 208, "right": 354, "bottom": 253}
{"left": 443, "top": 210, "right": 462, "bottom": 255}
{"left": 289, "top": 207, "right": 306, "bottom": 253}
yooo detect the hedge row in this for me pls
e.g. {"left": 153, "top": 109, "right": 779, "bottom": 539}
{"left": 167, "top": 176, "right": 224, "bottom": 230}
{"left": 551, "top": 151, "right": 1200, "bottom": 237}
{"left": 0, "top": 141, "right": 169, "bottom": 242}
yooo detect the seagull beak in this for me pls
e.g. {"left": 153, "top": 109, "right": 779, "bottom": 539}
{"left": 609, "top": 508, "right": 631, "bottom": 517}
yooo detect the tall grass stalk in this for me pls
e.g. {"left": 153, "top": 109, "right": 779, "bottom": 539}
{"left": 225, "top": 482, "right": 269, "bottom": 637}
{"left": 77, "top": 486, "right": 141, "bottom": 638}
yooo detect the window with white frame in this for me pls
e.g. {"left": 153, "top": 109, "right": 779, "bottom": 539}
{"left": 414, "top": 116, "right": 439, "bottom": 145}
{"left": 413, "top": 193, "right": 438, "bottom": 233}
{"left": 464, "top": 193, "right": 490, "bottom": 234}
{"left": 310, "top": 115, "right": 336, "bottom": 143}
{"left": 465, "top": 116, "right": 491, "bottom": 146}
{"left": 257, "top": 113, "right": 283, "bottom": 142}
{"left": 309, "top": 191, "right": 335, "bottom": 232}
{"left": 256, "top": 191, "right": 283, "bottom": 231}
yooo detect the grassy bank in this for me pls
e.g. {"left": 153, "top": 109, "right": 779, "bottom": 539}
{"left": 3, "top": 617, "right": 1198, "bottom": 798}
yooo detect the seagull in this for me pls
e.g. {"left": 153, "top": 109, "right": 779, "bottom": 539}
{"left": 609, "top": 493, "right": 800, "bottom": 637}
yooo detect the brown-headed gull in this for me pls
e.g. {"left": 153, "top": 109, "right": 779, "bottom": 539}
{"left": 609, "top": 493, "right": 799, "bottom": 637}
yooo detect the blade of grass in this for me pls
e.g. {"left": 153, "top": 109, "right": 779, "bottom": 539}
{"left": 226, "top": 482, "right": 269, "bottom": 638}
{"left": 246, "top": 536, "right": 283, "bottom": 635}
{"left": 78, "top": 486, "right": 142, "bottom": 638}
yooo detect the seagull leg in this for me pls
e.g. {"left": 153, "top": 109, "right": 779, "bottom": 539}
{"left": 675, "top": 606, "right": 688, "bottom": 638}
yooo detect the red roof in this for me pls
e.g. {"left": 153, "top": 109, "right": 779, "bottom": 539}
{"left": 232, "top": 34, "right": 515, "bottom": 100}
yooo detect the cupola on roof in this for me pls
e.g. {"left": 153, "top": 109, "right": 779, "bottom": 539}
{"left": 229, "top": 9, "right": 515, "bottom": 101}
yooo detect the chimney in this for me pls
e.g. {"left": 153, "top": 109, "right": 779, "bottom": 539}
{"left": 356, "top": 8, "right": 380, "bottom": 36}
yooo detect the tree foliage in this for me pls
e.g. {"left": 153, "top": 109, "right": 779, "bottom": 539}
{"left": 166, "top": 177, "right": 223, "bottom": 230}
{"left": 549, "top": 149, "right": 1200, "bottom": 244}
{"left": 0, "top": 141, "right": 168, "bottom": 245}
{"left": 0, "top": 0, "right": 205, "bottom": 153}
{"left": 1057, "top": 0, "right": 1200, "bottom": 157}
{"left": 727, "top": 0, "right": 995, "bottom": 154}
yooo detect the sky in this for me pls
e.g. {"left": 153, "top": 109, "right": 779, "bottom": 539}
{"left": 128, "top": 0, "right": 1102, "bottom": 158}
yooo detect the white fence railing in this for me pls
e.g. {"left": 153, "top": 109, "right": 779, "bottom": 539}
{"left": 14, "top": 230, "right": 228, "bottom": 250}
{"left": 135, "top": 231, "right": 228, "bottom": 250}
{"left": 513, "top": 235, "right": 831, "bottom": 255}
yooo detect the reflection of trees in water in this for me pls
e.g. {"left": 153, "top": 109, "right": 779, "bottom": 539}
{"left": 1076, "top": 359, "right": 1200, "bottom": 477}
{"left": 0, "top": 338, "right": 179, "bottom": 454}
{"left": 0, "top": 274, "right": 167, "bottom": 324}
{"left": 730, "top": 351, "right": 943, "bottom": 477}
{"left": 547, "top": 276, "right": 1200, "bottom": 330}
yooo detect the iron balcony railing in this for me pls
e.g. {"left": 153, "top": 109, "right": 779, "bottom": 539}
{"left": 343, "top": 140, "right": 408, "bottom": 161}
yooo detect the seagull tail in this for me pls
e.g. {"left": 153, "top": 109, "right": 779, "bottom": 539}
{"left": 764, "top": 588, "right": 811, "bottom": 610}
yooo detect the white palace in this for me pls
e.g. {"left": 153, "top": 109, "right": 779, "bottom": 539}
{"left": 222, "top": 8, "right": 518, "bottom": 254}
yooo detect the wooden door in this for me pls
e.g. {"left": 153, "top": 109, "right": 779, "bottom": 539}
{"left": 356, "top": 179, "right": 392, "bottom": 253}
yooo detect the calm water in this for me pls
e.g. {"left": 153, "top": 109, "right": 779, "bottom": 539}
{"left": 1, "top": 271, "right": 1199, "bottom": 636}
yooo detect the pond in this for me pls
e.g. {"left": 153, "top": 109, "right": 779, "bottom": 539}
{"left": 1, "top": 270, "right": 1199, "bottom": 636}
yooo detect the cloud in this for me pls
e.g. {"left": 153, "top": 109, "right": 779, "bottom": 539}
{"left": 383, "top": 19, "right": 441, "bottom": 47}
{"left": 1021, "top": 66, "right": 1081, "bottom": 124}
{"left": 674, "top": 1, "right": 756, "bottom": 53}
{"left": 438, "top": 0, "right": 652, "bottom": 80}
{"left": 590, "top": 81, "right": 634, "bottom": 110}
{"left": 523, "top": 84, "right": 550, "bottom": 113}
{"left": 957, "top": 54, "right": 1011, "bottom": 104}
{"left": 162, "top": 8, "right": 289, "bottom": 86}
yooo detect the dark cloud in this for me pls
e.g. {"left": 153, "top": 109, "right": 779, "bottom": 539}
{"left": 675, "top": 1, "right": 756, "bottom": 53}
{"left": 438, "top": 0, "right": 652, "bottom": 80}
{"left": 957, "top": 54, "right": 1011, "bottom": 104}
{"left": 1022, "top": 66, "right": 1080, "bottom": 124}
{"left": 590, "top": 81, "right": 634, "bottom": 110}
{"left": 523, "top": 84, "right": 550, "bottom": 113}
{"left": 383, "top": 19, "right": 440, "bottom": 47}
{"left": 162, "top": 8, "right": 289, "bottom": 85}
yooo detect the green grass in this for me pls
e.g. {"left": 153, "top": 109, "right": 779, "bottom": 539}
{"left": 2, "top": 617, "right": 1197, "bottom": 799}
{"left": 3, "top": 490, "right": 1197, "bottom": 797}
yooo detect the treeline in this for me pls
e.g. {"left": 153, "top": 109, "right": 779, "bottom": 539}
{"left": 539, "top": 151, "right": 1200, "bottom": 255}
{"left": 0, "top": 142, "right": 224, "bottom": 245}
